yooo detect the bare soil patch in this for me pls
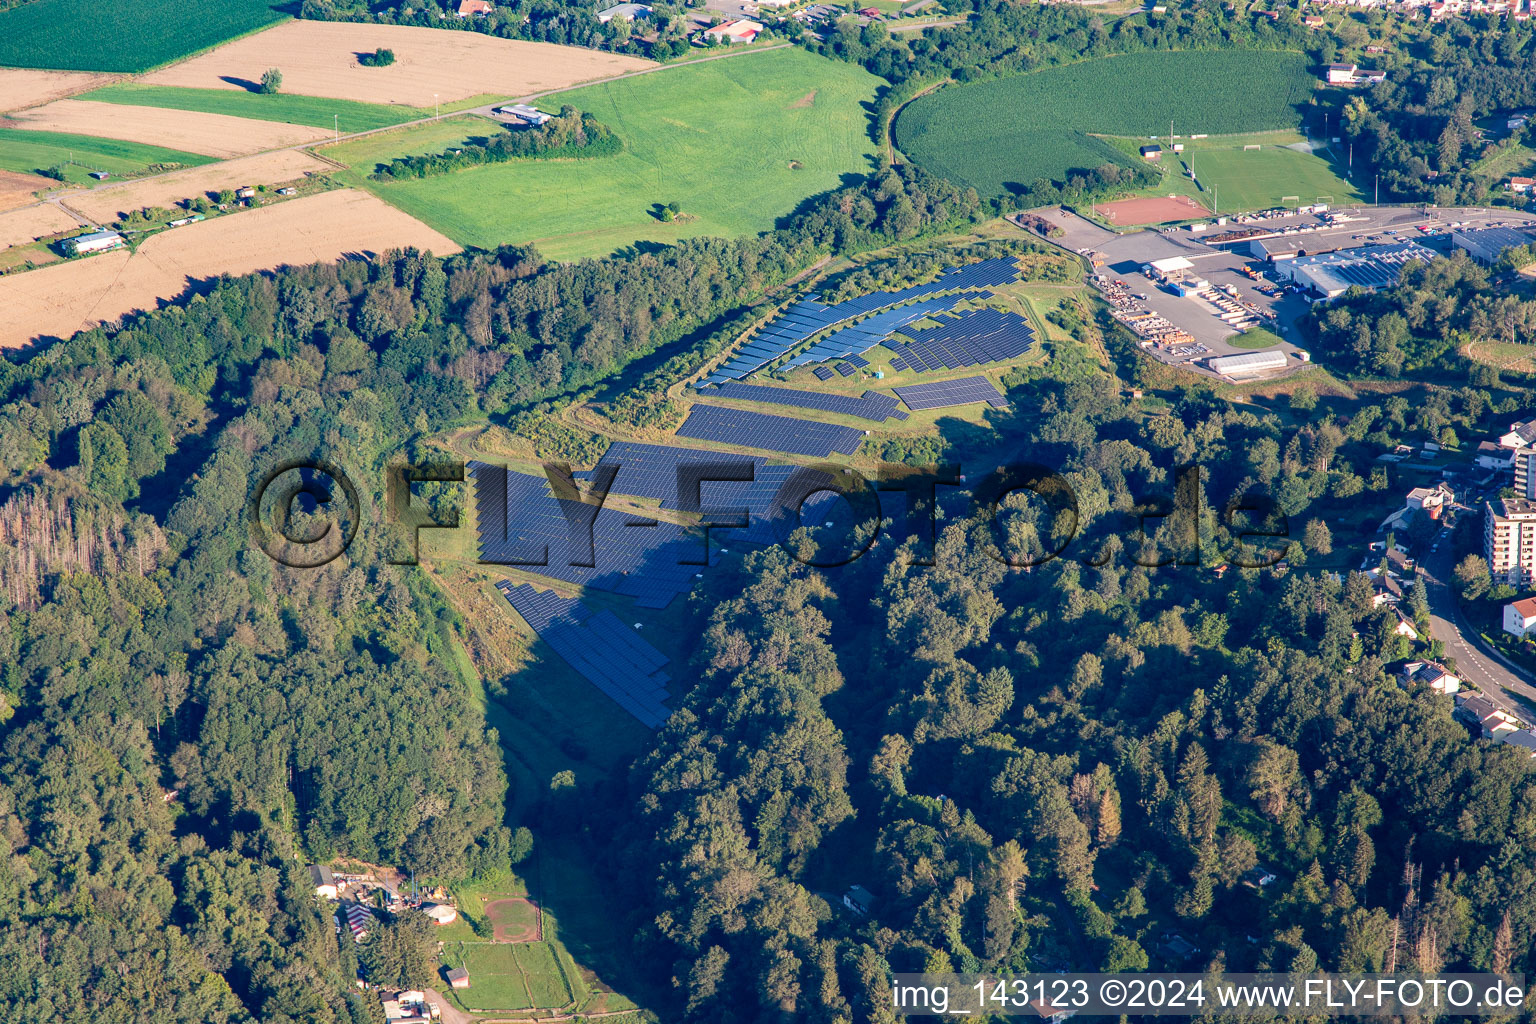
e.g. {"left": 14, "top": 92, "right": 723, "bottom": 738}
{"left": 5, "top": 100, "right": 329, "bottom": 158}
{"left": 141, "top": 20, "right": 654, "bottom": 107}
{"left": 0, "top": 188, "right": 458, "bottom": 348}
{"left": 483, "top": 897, "right": 542, "bottom": 943}
{"left": 1097, "top": 194, "right": 1207, "bottom": 225}
{"left": 789, "top": 90, "right": 817, "bottom": 108}
{"left": 0, "top": 69, "right": 118, "bottom": 113}
{"left": 65, "top": 150, "right": 332, "bottom": 222}
{"left": 0, "top": 204, "right": 78, "bottom": 249}
{"left": 0, "top": 170, "right": 57, "bottom": 213}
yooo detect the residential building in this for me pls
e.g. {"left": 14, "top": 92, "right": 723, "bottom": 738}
{"left": 701, "top": 18, "right": 763, "bottom": 42}
{"left": 1509, "top": 176, "right": 1535, "bottom": 194}
{"left": 1504, "top": 596, "right": 1536, "bottom": 637}
{"left": 1025, "top": 1000, "right": 1079, "bottom": 1023}
{"left": 1517, "top": 447, "right": 1536, "bottom": 497}
{"left": 1400, "top": 660, "right": 1461, "bottom": 693}
{"left": 1486, "top": 497, "right": 1536, "bottom": 586}
{"left": 1502, "top": 419, "right": 1536, "bottom": 449}
{"left": 1455, "top": 693, "right": 1525, "bottom": 740}
{"left": 1477, "top": 440, "right": 1516, "bottom": 470}
{"left": 1243, "top": 865, "right": 1279, "bottom": 889}
{"left": 457, "top": 0, "right": 495, "bottom": 15}
{"left": 1405, "top": 481, "right": 1453, "bottom": 518}
{"left": 843, "top": 885, "right": 875, "bottom": 916}
{"left": 308, "top": 864, "right": 338, "bottom": 899}
{"left": 1327, "top": 63, "right": 1358, "bottom": 82}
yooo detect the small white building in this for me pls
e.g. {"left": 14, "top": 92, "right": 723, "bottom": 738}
{"left": 421, "top": 903, "right": 458, "bottom": 926}
{"left": 1326, "top": 63, "right": 1359, "bottom": 83}
{"left": 842, "top": 885, "right": 875, "bottom": 916}
{"left": 1400, "top": 660, "right": 1461, "bottom": 694}
{"left": 1500, "top": 419, "right": 1536, "bottom": 450}
{"left": 1478, "top": 440, "right": 1517, "bottom": 470}
{"left": 308, "top": 864, "right": 338, "bottom": 899}
{"left": 1504, "top": 596, "right": 1536, "bottom": 637}
{"left": 1206, "top": 350, "right": 1288, "bottom": 379}
{"left": 493, "top": 103, "right": 551, "bottom": 126}
{"left": 597, "top": 2, "right": 651, "bottom": 21}
{"left": 1405, "top": 481, "right": 1453, "bottom": 518}
{"left": 701, "top": 18, "right": 762, "bottom": 43}
{"left": 65, "top": 230, "right": 126, "bottom": 256}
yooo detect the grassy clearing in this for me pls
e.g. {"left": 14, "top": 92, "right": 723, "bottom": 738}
{"left": 339, "top": 47, "right": 881, "bottom": 259}
{"left": 0, "top": 129, "right": 216, "bottom": 184}
{"left": 317, "top": 115, "right": 505, "bottom": 174}
{"left": 0, "top": 0, "right": 286, "bottom": 72}
{"left": 80, "top": 83, "right": 429, "bottom": 134}
{"left": 895, "top": 50, "right": 1314, "bottom": 196}
{"left": 1231, "top": 327, "right": 1285, "bottom": 349}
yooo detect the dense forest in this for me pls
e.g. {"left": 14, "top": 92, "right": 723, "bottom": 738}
{"left": 0, "top": 162, "right": 982, "bottom": 1021}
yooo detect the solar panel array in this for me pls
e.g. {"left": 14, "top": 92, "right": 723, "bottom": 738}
{"left": 894, "top": 308, "right": 1035, "bottom": 372}
{"left": 676, "top": 405, "right": 866, "bottom": 457}
{"left": 782, "top": 295, "right": 972, "bottom": 369}
{"left": 474, "top": 461, "right": 712, "bottom": 608}
{"left": 846, "top": 354, "right": 869, "bottom": 368}
{"left": 699, "top": 257, "right": 1022, "bottom": 385}
{"left": 708, "top": 381, "right": 903, "bottom": 422}
{"left": 496, "top": 581, "right": 672, "bottom": 728}
{"left": 893, "top": 375, "right": 1010, "bottom": 411}
{"left": 813, "top": 366, "right": 833, "bottom": 381}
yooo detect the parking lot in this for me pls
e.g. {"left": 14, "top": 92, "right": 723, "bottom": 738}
{"left": 1027, "top": 204, "right": 1536, "bottom": 381}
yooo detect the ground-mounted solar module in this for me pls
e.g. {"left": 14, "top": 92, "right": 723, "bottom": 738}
{"left": 696, "top": 256, "right": 1022, "bottom": 386}
{"left": 846, "top": 354, "right": 870, "bottom": 368}
{"left": 834, "top": 363, "right": 856, "bottom": 377}
{"left": 676, "top": 405, "right": 866, "bottom": 458}
{"left": 892, "top": 308, "right": 1035, "bottom": 373}
{"left": 893, "top": 375, "right": 1010, "bottom": 411}
{"left": 705, "top": 381, "right": 903, "bottom": 422}
{"left": 497, "top": 580, "right": 672, "bottom": 728}
{"left": 889, "top": 357, "right": 909, "bottom": 371}
{"left": 474, "top": 461, "right": 714, "bottom": 609}
{"left": 813, "top": 366, "right": 834, "bottom": 380}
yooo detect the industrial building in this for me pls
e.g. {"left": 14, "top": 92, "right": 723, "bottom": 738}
{"left": 1206, "top": 350, "right": 1288, "bottom": 379}
{"left": 1451, "top": 226, "right": 1535, "bottom": 266}
{"left": 492, "top": 103, "right": 551, "bottom": 126}
{"left": 1486, "top": 497, "right": 1536, "bottom": 587}
{"left": 1272, "top": 242, "right": 1433, "bottom": 299}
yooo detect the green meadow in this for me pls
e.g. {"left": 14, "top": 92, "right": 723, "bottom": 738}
{"left": 0, "top": 129, "right": 216, "bottom": 185}
{"left": 80, "top": 84, "right": 430, "bottom": 135}
{"left": 339, "top": 47, "right": 882, "bottom": 260}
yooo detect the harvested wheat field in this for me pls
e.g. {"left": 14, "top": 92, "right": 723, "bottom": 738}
{"left": 0, "top": 69, "right": 117, "bottom": 113}
{"left": 0, "top": 189, "right": 459, "bottom": 348}
{"left": 0, "top": 204, "right": 78, "bottom": 249}
{"left": 65, "top": 150, "right": 332, "bottom": 222}
{"left": 5, "top": 100, "right": 329, "bottom": 158}
{"left": 0, "top": 169, "right": 56, "bottom": 212}
{"left": 141, "top": 20, "right": 654, "bottom": 107}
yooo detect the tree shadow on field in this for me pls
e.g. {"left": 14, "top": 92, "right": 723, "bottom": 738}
{"left": 220, "top": 76, "right": 264, "bottom": 93}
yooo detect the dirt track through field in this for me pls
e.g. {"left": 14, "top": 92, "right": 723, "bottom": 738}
{"left": 141, "top": 20, "right": 654, "bottom": 107}
{"left": 0, "top": 69, "right": 117, "bottom": 112}
{"left": 64, "top": 150, "right": 333, "bottom": 222}
{"left": 0, "top": 188, "right": 459, "bottom": 348}
{"left": 0, "top": 204, "right": 78, "bottom": 249}
{"left": 5, "top": 99, "right": 329, "bottom": 158}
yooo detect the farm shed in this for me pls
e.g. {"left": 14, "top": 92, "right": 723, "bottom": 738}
{"left": 65, "top": 230, "right": 126, "bottom": 256}
{"left": 446, "top": 966, "right": 470, "bottom": 989}
{"left": 1139, "top": 144, "right": 1162, "bottom": 160}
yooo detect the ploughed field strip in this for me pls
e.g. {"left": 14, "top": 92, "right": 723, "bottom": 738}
{"left": 890, "top": 307, "right": 1036, "bottom": 372}
{"left": 893, "top": 375, "right": 1011, "bottom": 411}
{"left": 703, "top": 381, "right": 904, "bottom": 422}
{"left": 472, "top": 461, "right": 714, "bottom": 609}
{"left": 675, "top": 404, "right": 866, "bottom": 457}
{"left": 496, "top": 581, "right": 672, "bottom": 729}
{"left": 701, "top": 256, "right": 1022, "bottom": 385}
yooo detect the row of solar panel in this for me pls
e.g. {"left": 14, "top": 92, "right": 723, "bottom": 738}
{"left": 893, "top": 375, "right": 1010, "bottom": 411}
{"left": 782, "top": 295, "right": 973, "bottom": 369}
{"left": 706, "top": 381, "right": 903, "bottom": 422}
{"left": 676, "top": 405, "right": 866, "bottom": 458}
{"left": 497, "top": 581, "right": 672, "bottom": 728}
{"left": 474, "top": 462, "right": 711, "bottom": 608}
{"left": 892, "top": 308, "right": 1035, "bottom": 373}
{"left": 701, "top": 257, "right": 1022, "bottom": 385}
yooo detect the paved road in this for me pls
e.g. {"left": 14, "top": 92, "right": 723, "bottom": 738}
{"left": 1420, "top": 518, "right": 1536, "bottom": 720}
